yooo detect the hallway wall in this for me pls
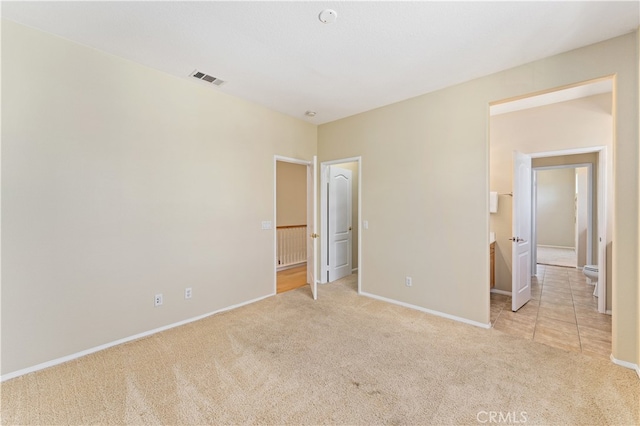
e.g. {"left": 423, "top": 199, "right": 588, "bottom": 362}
{"left": 2, "top": 21, "right": 317, "bottom": 376}
{"left": 536, "top": 168, "right": 577, "bottom": 248}
{"left": 276, "top": 162, "right": 307, "bottom": 227}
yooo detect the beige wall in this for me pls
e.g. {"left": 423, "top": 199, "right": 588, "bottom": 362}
{"left": 276, "top": 162, "right": 306, "bottom": 227}
{"left": 333, "top": 162, "right": 359, "bottom": 270}
{"left": 536, "top": 168, "right": 576, "bottom": 248}
{"left": 320, "top": 32, "right": 638, "bottom": 365}
{"left": 1, "top": 21, "right": 317, "bottom": 375}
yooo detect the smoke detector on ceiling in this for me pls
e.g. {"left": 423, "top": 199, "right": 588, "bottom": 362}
{"left": 305, "top": 111, "right": 317, "bottom": 117}
{"left": 190, "top": 70, "right": 225, "bottom": 86}
{"left": 318, "top": 9, "right": 337, "bottom": 24}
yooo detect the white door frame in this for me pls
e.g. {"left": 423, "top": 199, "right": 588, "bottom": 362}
{"left": 530, "top": 147, "right": 608, "bottom": 313}
{"left": 273, "top": 156, "right": 315, "bottom": 296}
{"left": 320, "top": 156, "right": 362, "bottom": 294}
{"left": 532, "top": 163, "right": 593, "bottom": 273}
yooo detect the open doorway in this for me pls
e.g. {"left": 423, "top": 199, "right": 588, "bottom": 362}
{"left": 529, "top": 150, "right": 606, "bottom": 313}
{"left": 320, "top": 157, "right": 362, "bottom": 293}
{"left": 488, "top": 77, "right": 613, "bottom": 358}
{"left": 274, "top": 157, "right": 317, "bottom": 298}
{"left": 275, "top": 160, "right": 307, "bottom": 293}
{"left": 533, "top": 163, "right": 594, "bottom": 271}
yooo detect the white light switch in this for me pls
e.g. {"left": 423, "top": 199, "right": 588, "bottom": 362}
{"left": 261, "top": 221, "right": 272, "bottom": 230}
{"left": 363, "top": 220, "right": 369, "bottom": 229}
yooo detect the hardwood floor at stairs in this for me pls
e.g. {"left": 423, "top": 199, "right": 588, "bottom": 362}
{"left": 277, "top": 265, "right": 307, "bottom": 294}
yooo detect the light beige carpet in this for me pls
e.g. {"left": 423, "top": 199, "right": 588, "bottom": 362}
{"left": 2, "top": 274, "right": 638, "bottom": 425}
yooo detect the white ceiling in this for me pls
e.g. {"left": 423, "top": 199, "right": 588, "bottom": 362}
{"left": 2, "top": 1, "right": 638, "bottom": 124}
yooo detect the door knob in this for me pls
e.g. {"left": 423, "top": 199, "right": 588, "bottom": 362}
{"left": 349, "top": 227, "right": 352, "bottom": 231}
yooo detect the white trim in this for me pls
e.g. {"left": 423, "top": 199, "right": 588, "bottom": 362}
{"left": 536, "top": 244, "right": 576, "bottom": 250}
{"left": 1, "top": 293, "right": 273, "bottom": 382}
{"left": 596, "top": 147, "right": 607, "bottom": 312}
{"left": 357, "top": 158, "right": 364, "bottom": 296}
{"left": 310, "top": 156, "right": 318, "bottom": 299}
{"left": 533, "top": 164, "right": 592, "bottom": 171}
{"left": 351, "top": 267, "right": 358, "bottom": 273}
{"left": 320, "top": 165, "right": 327, "bottom": 283}
{"left": 490, "top": 289, "right": 512, "bottom": 296}
{"left": 361, "top": 291, "right": 492, "bottom": 329}
{"left": 610, "top": 354, "right": 640, "bottom": 378}
{"left": 529, "top": 146, "right": 607, "bottom": 158}
{"left": 531, "top": 171, "right": 538, "bottom": 273}
{"left": 276, "top": 261, "right": 306, "bottom": 272}
{"left": 321, "top": 156, "right": 361, "bottom": 165}
{"left": 605, "top": 310, "right": 612, "bottom": 315}
{"left": 274, "top": 155, "right": 312, "bottom": 166}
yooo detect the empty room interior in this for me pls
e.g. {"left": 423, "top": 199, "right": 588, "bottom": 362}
{"left": 2, "top": 2, "right": 640, "bottom": 425}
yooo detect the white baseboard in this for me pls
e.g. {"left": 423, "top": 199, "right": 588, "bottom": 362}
{"left": 360, "top": 291, "right": 491, "bottom": 329}
{"left": 1, "top": 293, "right": 273, "bottom": 382}
{"left": 610, "top": 354, "right": 640, "bottom": 378}
{"left": 538, "top": 244, "right": 575, "bottom": 250}
{"left": 606, "top": 310, "right": 612, "bottom": 315}
{"left": 490, "top": 289, "right": 512, "bottom": 296}
{"left": 351, "top": 267, "right": 358, "bottom": 273}
{"left": 276, "top": 261, "right": 306, "bottom": 272}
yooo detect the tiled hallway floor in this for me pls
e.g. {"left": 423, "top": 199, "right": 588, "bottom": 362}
{"left": 491, "top": 264, "right": 612, "bottom": 359}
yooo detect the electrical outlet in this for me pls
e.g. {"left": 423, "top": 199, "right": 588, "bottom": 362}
{"left": 405, "top": 276, "right": 412, "bottom": 287}
{"left": 185, "top": 287, "right": 192, "bottom": 299}
{"left": 154, "top": 293, "right": 163, "bottom": 307}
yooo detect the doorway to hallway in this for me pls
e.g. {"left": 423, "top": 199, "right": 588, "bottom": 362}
{"left": 489, "top": 77, "right": 612, "bottom": 315}
{"left": 533, "top": 164, "right": 593, "bottom": 271}
{"left": 274, "top": 156, "right": 318, "bottom": 298}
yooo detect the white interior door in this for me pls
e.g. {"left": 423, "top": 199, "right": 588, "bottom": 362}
{"left": 328, "top": 166, "right": 352, "bottom": 282}
{"left": 512, "top": 151, "right": 532, "bottom": 311}
{"left": 307, "top": 156, "right": 318, "bottom": 299}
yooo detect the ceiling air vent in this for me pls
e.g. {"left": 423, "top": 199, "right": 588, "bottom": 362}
{"left": 190, "top": 70, "right": 225, "bottom": 86}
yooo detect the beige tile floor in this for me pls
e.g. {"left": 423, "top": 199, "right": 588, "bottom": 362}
{"left": 491, "top": 264, "right": 612, "bottom": 359}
